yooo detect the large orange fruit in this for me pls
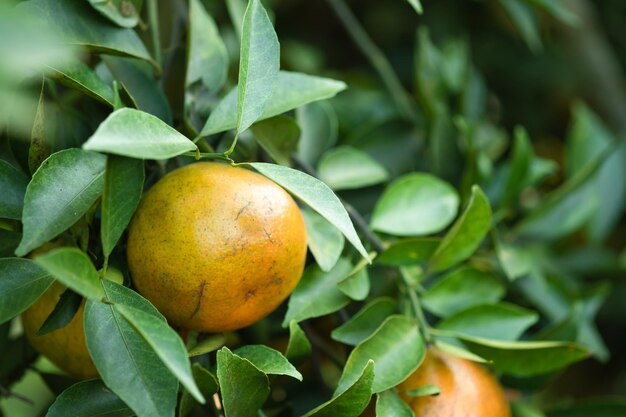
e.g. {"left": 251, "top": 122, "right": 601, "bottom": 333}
{"left": 21, "top": 282, "right": 98, "bottom": 379}
{"left": 398, "top": 347, "right": 511, "bottom": 417}
{"left": 126, "top": 162, "right": 307, "bottom": 332}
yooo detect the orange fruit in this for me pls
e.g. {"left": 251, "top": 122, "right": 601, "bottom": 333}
{"left": 398, "top": 347, "right": 511, "bottom": 417}
{"left": 126, "top": 162, "right": 307, "bottom": 332}
{"left": 21, "top": 282, "right": 98, "bottom": 379}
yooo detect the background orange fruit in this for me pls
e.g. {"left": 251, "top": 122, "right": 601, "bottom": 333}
{"left": 21, "top": 282, "right": 98, "bottom": 379}
{"left": 126, "top": 162, "right": 308, "bottom": 332}
{"left": 398, "top": 346, "right": 511, "bottom": 417}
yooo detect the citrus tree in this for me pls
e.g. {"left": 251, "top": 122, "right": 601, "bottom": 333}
{"left": 1, "top": 0, "right": 625, "bottom": 416}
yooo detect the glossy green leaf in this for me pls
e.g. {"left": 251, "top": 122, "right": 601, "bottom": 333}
{"left": 286, "top": 320, "right": 312, "bottom": 364}
{"left": 0, "top": 258, "right": 53, "bottom": 324}
{"left": 376, "top": 389, "right": 414, "bottom": 417}
{"left": 46, "top": 379, "right": 133, "bottom": 417}
{"left": 338, "top": 267, "right": 370, "bottom": 301}
{"left": 101, "top": 155, "right": 144, "bottom": 256}
{"left": 88, "top": 0, "right": 142, "bottom": 28}
{"left": 236, "top": 0, "right": 280, "bottom": 134}
{"left": 502, "top": 126, "right": 532, "bottom": 206}
{"left": 336, "top": 315, "right": 425, "bottom": 394}
{"left": 18, "top": 0, "right": 154, "bottom": 66}
{"left": 283, "top": 259, "right": 352, "bottom": 326}
{"left": 455, "top": 335, "right": 589, "bottom": 377}
{"left": 296, "top": 101, "right": 338, "bottom": 166}
{"left": 0, "top": 160, "right": 28, "bottom": 220}
{"left": 200, "top": 71, "right": 347, "bottom": 136}
{"left": 115, "top": 304, "right": 204, "bottom": 403}
{"left": 48, "top": 61, "right": 115, "bottom": 106}
{"left": 422, "top": 267, "right": 504, "bottom": 318}
{"left": 188, "top": 334, "right": 227, "bottom": 357}
{"left": 318, "top": 146, "right": 389, "bottom": 191}
{"left": 103, "top": 56, "right": 172, "bottom": 124}
{"left": 406, "top": 0, "right": 423, "bottom": 14}
{"left": 83, "top": 108, "right": 196, "bottom": 159}
{"left": 249, "top": 162, "right": 370, "bottom": 261}
{"left": 547, "top": 399, "right": 626, "bottom": 417}
{"left": 301, "top": 360, "right": 374, "bottom": 417}
{"left": 376, "top": 238, "right": 439, "bottom": 267}
{"left": 0, "top": 230, "right": 22, "bottom": 258}
{"left": 33, "top": 248, "right": 103, "bottom": 300}
{"left": 85, "top": 280, "right": 178, "bottom": 417}
{"left": 187, "top": 0, "right": 228, "bottom": 94}
{"left": 499, "top": 0, "right": 542, "bottom": 51}
{"left": 178, "top": 364, "right": 219, "bottom": 417}
{"left": 302, "top": 207, "right": 344, "bottom": 272}
{"left": 436, "top": 303, "right": 539, "bottom": 341}
{"left": 217, "top": 347, "right": 270, "bottom": 417}
{"left": 15, "top": 149, "right": 106, "bottom": 256}
{"left": 371, "top": 173, "right": 459, "bottom": 236}
{"left": 432, "top": 339, "right": 488, "bottom": 363}
{"left": 331, "top": 297, "right": 396, "bottom": 346}
{"left": 235, "top": 345, "right": 302, "bottom": 381}
{"left": 250, "top": 115, "right": 300, "bottom": 166}
{"left": 36, "top": 289, "right": 81, "bottom": 336}
{"left": 428, "top": 185, "right": 492, "bottom": 272}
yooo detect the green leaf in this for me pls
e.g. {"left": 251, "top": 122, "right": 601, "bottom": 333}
{"left": 432, "top": 339, "right": 488, "bottom": 363}
{"left": 48, "top": 61, "right": 115, "bottom": 106}
{"left": 499, "top": 0, "right": 542, "bottom": 51}
{"left": 502, "top": 126, "right": 532, "bottom": 206}
{"left": 115, "top": 303, "right": 205, "bottom": 403}
{"left": 178, "top": 364, "right": 219, "bottom": 417}
{"left": 454, "top": 335, "right": 589, "bottom": 377}
{"left": 88, "top": 0, "right": 142, "bottom": 28}
{"left": 376, "top": 238, "right": 440, "bottom": 267}
{"left": 336, "top": 315, "right": 425, "bottom": 395}
{"left": 286, "top": 320, "right": 312, "bottom": 364}
{"left": 200, "top": 71, "right": 347, "bottom": 136}
{"left": 296, "top": 101, "right": 338, "bottom": 166}
{"left": 85, "top": 280, "right": 178, "bottom": 417}
{"left": 236, "top": 0, "right": 280, "bottom": 134}
{"left": 250, "top": 115, "right": 300, "bottom": 166}
{"left": 376, "top": 389, "right": 414, "bottom": 417}
{"left": 422, "top": 267, "right": 504, "bottom": 318}
{"left": 301, "top": 360, "right": 374, "bottom": 417}
{"left": 371, "top": 173, "right": 459, "bottom": 237}
{"left": 46, "top": 379, "right": 133, "bottom": 417}
{"left": 15, "top": 149, "right": 106, "bottom": 257}
{"left": 318, "top": 146, "right": 389, "bottom": 191}
{"left": 29, "top": 80, "right": 51, "bottom": 175}
{"left": 187, "top": 0, "right": 228, "bottom": 94}
{"left": 527, "top": 0, "right": 580, "bottom": 26}
{"left": 249, "top": 162, "right": 370, "bottom": 261}
{"left": 103, "top": 56, "right": 172, "bottom": 124}
{"left": 235, "top": 344, "right": 302, "bottom": 381}
{"left": 217, "top": 347, "right": 270, "bottom": 417}
{"left": 428, "top": 185, "right": 492, "bottom": 272}
{"left": 405, "top": 385, "right": 441, "bottom": 397}
{"left": 338, "top": 267, "right": 370, "bottom": 301}
{"left": 0, "top": 230, "right": 22, "bottom": 258}
{"left": 302, "top": 207, "right": 345, "bottom": 272}
{"left": 0, "top": 160, "right": 28, "bottom": 220}
{"left": 33, "top": 248, "right": 104, "bottom": 300}
{"left": 18, "top": 0, "right": 154, "bottom": 67}
{"left": 283, "top": 259, "right": 352, "bottom": 326}
{"left": 546, "top": 399, "right": 626, "bottom": 417}
{"left": 101, "top": 155, "right": 144, "bottom": 256}
{"left": 225, "top": 0, "right": 246, "bottom": 40}
{"left": 188, "top": 334, "right": 227, "bottom": 357}
{"left": 0, "top": 258, "right": 53, "bottom": 324}
{"left": 83, "top": 108, "right": 196, "bottom": 159}
{"left": 406, "top": 0, "right": 423, "bottom": 14}
{"left": 436, "top": 303, "right": 539, "bottom": 341}
{"left": 331, "top": 297, "right": 396, "bottom": 346}
{"left": 36, "top": 289, "right": 82, "bottom": 336}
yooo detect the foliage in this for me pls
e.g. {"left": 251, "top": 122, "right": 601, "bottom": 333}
{"left": 0, "top": 0, "right": 625, "bottom": 416}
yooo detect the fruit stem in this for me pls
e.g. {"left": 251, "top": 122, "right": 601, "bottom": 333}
{"left": 182, "top": 151, "right": 234, "bottom": 164}
{"left": 400, "top": 269, "right": 432, "bottom": 343}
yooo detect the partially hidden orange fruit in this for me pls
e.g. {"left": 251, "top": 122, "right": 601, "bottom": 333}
{"left": 398, "top": 346, "right": 511, "bottom": 417}
{"left": 21, "top": 282, "right": 98, "bottom": 379}
{"left": 126, "top": 162, "right": 307, "bottom": 332}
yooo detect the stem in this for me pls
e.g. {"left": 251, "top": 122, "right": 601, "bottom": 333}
{"left": 326, "top": 0, "right": 416, "bottom": 122}
{"left": 182, "top": 152, "right": 234, "bottom": 163}
{"left": 99, "top": 255, "right": 109, "bottom": 279}
{"left": 147, "top": 0, "right": 162, "bottom": 69}
{"left": 399, "top": 269, "right": 432, "bottom": 343}
{"left": 301, "top": 322, "right": 346, "bottom": 368}
{"left": 0, "top": 385, "right": 34, "bottom": 405}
